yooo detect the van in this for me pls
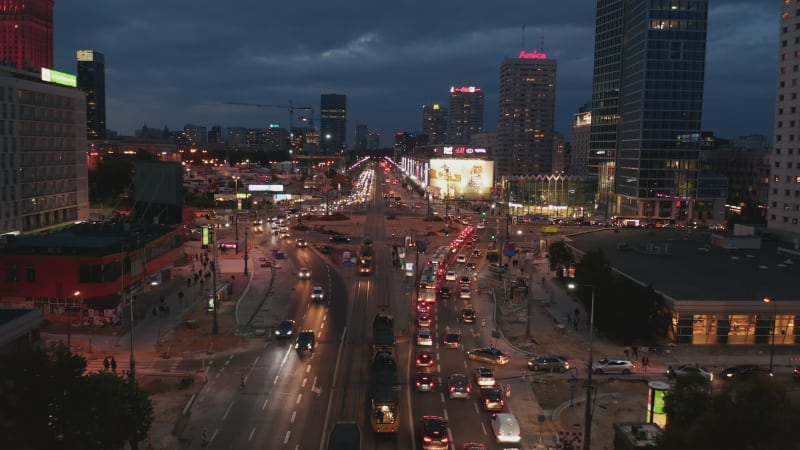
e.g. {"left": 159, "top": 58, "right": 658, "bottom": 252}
{"left": 490, "top": 413, "right": 521, "bottom": 444}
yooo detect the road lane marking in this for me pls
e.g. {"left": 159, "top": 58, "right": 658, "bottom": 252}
{"left": 284, "top": 431, "right": 291, "bottom": 444}
{"left": 210, "top": 428, "right": 219, "bottom": 443}
{"left": 248, "top": 427, "right": 255, "bottom": 441}
{"left": 222, "top": 402, "right": 234, "bottom": 421}
{"left": 291, "top": 411, "right": 296, "bottom": 423}
{"left": 273, "top": 374, "right": 280, "bottom": 385}
{"left": 302, "top": 378, "right": 307, "bottom": 388}
{"left": 481, "top": 423, "right": 488, "bottom": 435}
{"left": 443, "top": 409, "right": 449, "bottom": 421}
{"left": 440, "top": 392, "right": 446, "bottom": 403}
{"left": 262, "top": 398, "right": 269, "bottom": 410}
{"left": 306, "top": 365, "right": 311, "bottom": 373}
{"left": 296, "top": 393, "right": 302, "bottom": 404}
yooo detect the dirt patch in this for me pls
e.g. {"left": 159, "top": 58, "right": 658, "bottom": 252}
{"left": 141, "top": 373, "right": 202, "bottom": 449}
{"left": 159, "top": 297, "right": 248, "bottom": 354}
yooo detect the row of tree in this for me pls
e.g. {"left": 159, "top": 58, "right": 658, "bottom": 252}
{"left": 0, "top": 343, "right": 153, "bottom": 450}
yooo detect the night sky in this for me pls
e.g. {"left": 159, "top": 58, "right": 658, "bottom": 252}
{"left": 54, "top": 1, "right": 779, "bottom": 147}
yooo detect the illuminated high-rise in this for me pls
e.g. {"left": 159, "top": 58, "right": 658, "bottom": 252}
{"left": 320, "top": 94, "right": 347, "bottom": 154}
{"left": 422, "top": 103, "right": 447, "bottom": 145}
{"left": 589, "top": 0, "right": 708, "bottom": 220}
{"left": 0, "top": 0, "right": 54, "bottom": 72}
{"left": 77, "top": 50, "right": 107, "bottom": 140}
{"left": 447, "top": 87, "right": 483, "bottom": 145}
{"left": 497, "top": 50, "right": 557, "bottom": 177}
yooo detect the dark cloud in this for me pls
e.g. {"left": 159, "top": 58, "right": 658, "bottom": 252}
{"left": 54, "top": 1, "right": 776, "bottom": 145}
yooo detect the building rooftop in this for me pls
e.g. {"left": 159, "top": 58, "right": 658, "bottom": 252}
{"left": 566, "top": 228, "right": 800, "bottom": 305}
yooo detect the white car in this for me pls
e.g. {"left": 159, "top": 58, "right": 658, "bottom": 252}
{"left": 459, "top": 286, "right": 472, "bottom": 299}
{"left": 491, "top": 413, "right": 521, "bottom": 444}
{"left": 298, "top": 267, "right": 311, "bottom": 279}
{"left": 456, "top": 254, "right": 467, "bottom": 263}
{"left": 417, "top": 328, "right": 433, "bottom": 346}
{"left": 311, "top": 286, "right": 325, "bottom": 302}
{"left": 476, "top": 222, "right": 486, "bottom": 230}
{"left": 445, "top": 270, "right": 457, "bottom": 281}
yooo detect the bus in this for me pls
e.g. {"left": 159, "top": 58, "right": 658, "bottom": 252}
{"left": 610, "top": 215, "right": 674, "bottom": 228}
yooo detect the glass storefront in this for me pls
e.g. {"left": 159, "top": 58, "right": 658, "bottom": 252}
{"left": 675, "top": 312, "right": 797, "bottom": 345}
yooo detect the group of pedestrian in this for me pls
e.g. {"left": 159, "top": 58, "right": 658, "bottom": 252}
{"left": 102, "top": 356, "right": 117, "bottom": 373}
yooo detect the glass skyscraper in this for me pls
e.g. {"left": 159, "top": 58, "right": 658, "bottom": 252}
{"left": 320, "top": 94, "right": 347, "bottom": 154}
{"left": 589, "top": 0, "right": 708, "bottom": 220}
{"left": 77, "top": 50, "right": 107, "bottom": 140}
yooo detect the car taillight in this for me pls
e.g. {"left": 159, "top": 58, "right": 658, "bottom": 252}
{"left": 441, "top": 437, "right": 449, "bottom": 443}
{"left": 450, "top": 387, "right": 455, "bottom": 392}
{"left": 423, "top": 436, "right": 432, "bottom": 442}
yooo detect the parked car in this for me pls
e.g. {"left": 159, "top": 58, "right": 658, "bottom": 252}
{"left": 667, "top": 364, "right": 713, "bottom": 381}
{"left": 719, "top": 364, "right": 772, "bottom": 381}
{"left": 527, "top": 355, "right": 570, "bottom": 372}
{"left": 592, "top": 357, "right": 635, "bottom": 375}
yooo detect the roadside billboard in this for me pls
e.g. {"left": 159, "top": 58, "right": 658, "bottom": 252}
{"left": 429, "top": 159, "right": 494, "bottom": 200}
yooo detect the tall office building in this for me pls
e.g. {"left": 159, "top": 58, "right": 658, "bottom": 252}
{"left": 588, "top": 0, "right": 708, "bottom": 220}
{"left": 422, "top": 103, "right": 447, "bottom": 144}
{"left": 0, "top": 65, "right": 89, "bottom": 235}
{"left": 447, "top": 86, "right": 483, "bottom": 145}
{"left": 368, "top": 130, "right": 381, "bottom": 149}
{"left": 320, "top": 94, "right": 347, "bottom": 154}
{"left": 770, "top": 1, "right": 800, "bottom": 241}
{"left": 570, "top": 105, "right": 592, "bottom": 176}
{"left": 77, "top": 50, "right": 107, "bottom": 140}
{"left": 354, "top": 123, "right": 368, "bottom": 151}
{"left": 497, "top": 50, "right": 557, "bottom": 177}
{"left": 0, "top": 0, "right": 54, "bottom": 72}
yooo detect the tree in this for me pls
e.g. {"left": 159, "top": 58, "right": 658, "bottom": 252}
{"left": 0, "top": 343, "right": 153, "bottom": 450}
{"left": 547, "top": 240, "right": 574, "bottom": 279}
{"left": 657, "top": 376, "right": 800, "bottom": 450}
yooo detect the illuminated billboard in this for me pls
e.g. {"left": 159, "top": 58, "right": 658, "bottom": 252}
{"left": 41, "top": 68, "right": 77, "bottom": 87}
{"left": 429, "top": 159, "right": 494, "bottom": 200}
{"left": 248, "top": 184, "right": 284, "bottom": 192}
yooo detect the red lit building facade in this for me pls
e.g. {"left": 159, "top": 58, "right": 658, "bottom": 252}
{"left": 0, "top": 0, "right": 55, "bottom": 72}
{"left": 0, "top": 225, "right": 185, "bottom": 325}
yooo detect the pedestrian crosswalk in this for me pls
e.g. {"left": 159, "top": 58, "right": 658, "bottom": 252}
{"left": 84, "top": 356, "right": 188, "bottom": 375}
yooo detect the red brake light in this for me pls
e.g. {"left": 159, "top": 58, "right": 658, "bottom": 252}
{"left": 441, "top": 437, "right": 449, "bottom": 443}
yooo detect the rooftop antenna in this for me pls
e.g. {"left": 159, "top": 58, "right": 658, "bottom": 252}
{"left": 521, "top": 25, "right": 526, "bottom": 51}
{"left": 540, "top": 29, "right": 545, "bottom": 53}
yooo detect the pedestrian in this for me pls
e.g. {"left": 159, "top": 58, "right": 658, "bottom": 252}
{"left": 152, "top": 306, "right": 158, "bottom": 317}
{"left": 624, "top": 347, "right": 630, "bottom": 358}
{"left": 642, "top": 355, "right": 649, "bottom": 367}
{"left": 110, "top": 357, "right": 117, "bottom": 373}
{"left": 632, "top": 346, "right": 639, "bottom": 359}
{"left": 103, "top": 357, "right": 110, "bottom": 372}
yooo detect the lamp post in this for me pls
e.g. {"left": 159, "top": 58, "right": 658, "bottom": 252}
{"left": 69, "top": 291, "right": 80, "bottom": 351}
{"left": 442, "top": 164, "right": 450, "bottom": 223}
{"left": 568, "top": 282, "right": 595, "bottom": 450}
{"left": 763, "top": 297, "right": 777, "bottom": 375}
{"left": 233, "top": 176, "right": 240, "bottom": 254}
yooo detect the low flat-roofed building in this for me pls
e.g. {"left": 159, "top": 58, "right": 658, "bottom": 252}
{"left": 613, "top": 422, "right": 661, "bottom": 450}
{"left": 566, "top": 228, "right": 800, "bottom": 345}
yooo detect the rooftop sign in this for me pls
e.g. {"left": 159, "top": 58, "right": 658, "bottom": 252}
{"left": 41, "top": 68, "right": 77, "bottom": 87}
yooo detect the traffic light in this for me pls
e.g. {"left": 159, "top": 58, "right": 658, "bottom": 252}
{"left": 482, "top": 210, "right": 487, "bottom": 216}
{"left": 490, "top": 232, "right": 496, "bottom": 240}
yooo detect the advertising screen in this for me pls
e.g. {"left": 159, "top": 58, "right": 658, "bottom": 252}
{"left": 429, "top": 159, "right": 494, "bottom": 200}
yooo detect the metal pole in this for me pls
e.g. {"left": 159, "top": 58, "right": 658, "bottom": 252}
{"left": 212, "top": 228, "right": 219, "bottom": 335}
{"left": 124, "top": 242, "right": 136, "bottom": 382}
{"left": 770, "top": 301, "right": 776, "bottom": 375}
{"left": 584, "top": 287, "right": 595, "bottom": 450}
{"left": 243, "top": 225, "right": 249, "bottom": 276}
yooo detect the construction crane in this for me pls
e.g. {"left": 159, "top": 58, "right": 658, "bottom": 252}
{"left": 225, "top": 100, "right": 316, "bottom": 131}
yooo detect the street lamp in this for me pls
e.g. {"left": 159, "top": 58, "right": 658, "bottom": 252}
{"left": 763, "top": 297, "right": 777, "bottom": 375}
{"left": 568, "top": 282, "right": 595, "bottom": 450}
{"left": 69, "top": 291, "right": 81, "bottom": 351}
{"left": 233, "top": 176, "right": 240, "bottom": 254}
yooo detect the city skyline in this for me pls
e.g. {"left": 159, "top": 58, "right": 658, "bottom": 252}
{"left": 53, "top": 1, "right": 778, "bottom": 146}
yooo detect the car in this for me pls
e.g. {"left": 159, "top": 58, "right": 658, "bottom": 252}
{"left": 443, "top": 333, "right": 462, "bottom": 348}
{"left": 459, "top": 275, "right": 472, "bottom": 286}
{"left": 472, "top": 249, "right": 482, "bottom": 257}
{"left": 415, "top": 372, "right": 436, "bottom": 392}
{"left": 474, "top": 367, "right": 496, "bottom": 387}
{"left": 417, "top": 328, "right": 433, "bottom": 346}
{"left": 416, "top": 301, "right": 431, "bottom": 314}
{"left": 274, "top": 319, "right": 295, "bottom": 338}
{"left": 459, "top": 286, "right": 472, "bottom": 299}
{"left": 417, "top": 313, "right": 432, "bottom": 328}
{"left": 456, "top": 254, "right": 467, "bottom": 263}
{"left": 437, "top": 286, "right": 452, "bottom": 300}
{"left": 311, "top": 286, "right": 325, "bottom": 302}
{"left": 667, "top": 364, "right": 713, "bottom": 381}
{"left": 490, "top": 413, "right": 521, "bottom": 444}
{"left": 329, "top": 234, "right": 350, "bottom": 243}
{"left": 296, "top": 238, "right": 308, "bottom": 248}
{"left": 320, "top": 245, "right": 332, "bottom": 254}
{"left": 448, "top": 373, "right": 471, "bottom": 399}
{"left": 465, "top": 262, "right": 477, "bottom": 271}
{"left": 298, "top": 267, "right": 311, "bottom": 279}
{"left": 280, "top": 231, "right": 291, "bottom": 239}
{"left": 463, "top": 443, "right": 487, "bottom": 450}
{"left": 480, "top": 387, "right": 504, "bottom": 411}
{"left": 719, "top": 364, "right": 772, "bottom": 381}
{"left": 295, "top": 330, "right": 315, "bottom": 352}
{"left": 592, "top": 357, "right": 636, "bottom": 375}
{"left": 445, "top": 270, "right": 457, "bottom": 281}
{"left": 460, "top": 308, "right": 476, "bottom": 323}
{"left": 476, "top": 222, "right": 486, "bottom": 229}
{"left": 416, "top": 350, "right": 435, "bottom": 368}
{"left": 527, "top": 355, "right": 570, "bottom": 372}
{"left": 795, "top": 367, "right": 800, "bottom": 382}
{"left": 467, "top": 347, "right": 510, "bottom": 365}
{"left": 421, "top": 415, "right": 449, "bottom": 450}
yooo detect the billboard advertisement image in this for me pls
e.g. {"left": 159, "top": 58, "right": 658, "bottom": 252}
{"left": 429, "top": 159, "right": 494, "bottom": 200}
